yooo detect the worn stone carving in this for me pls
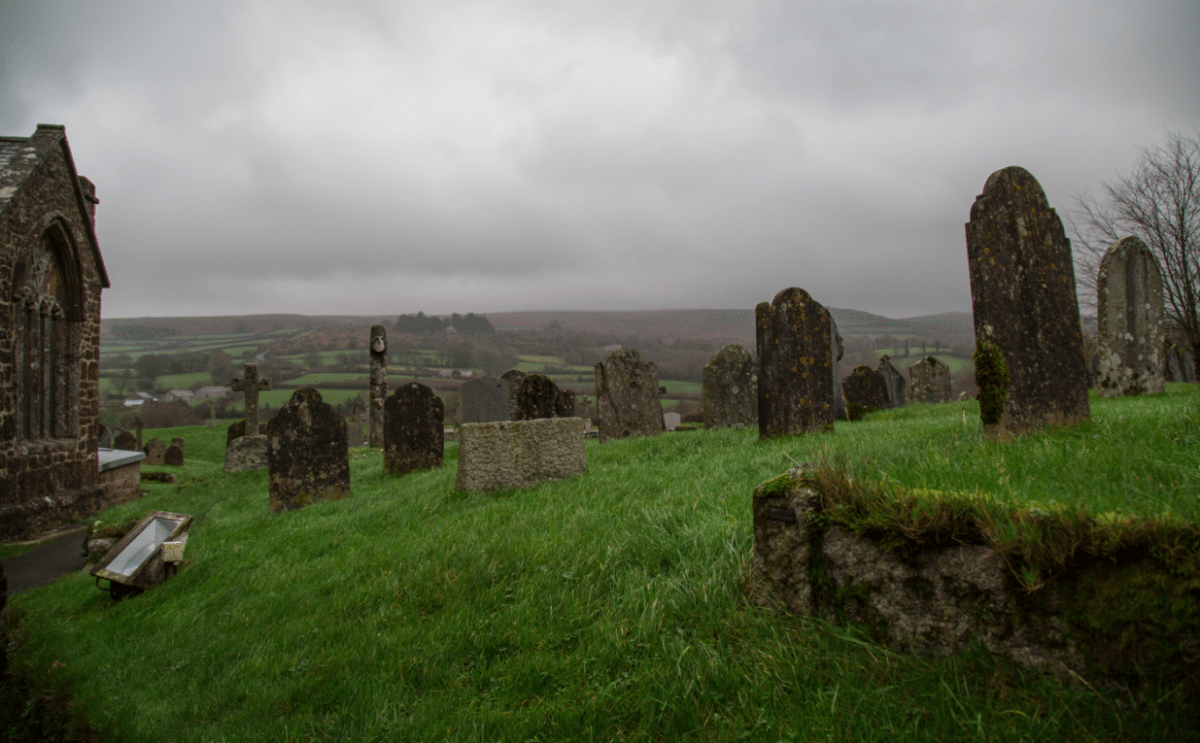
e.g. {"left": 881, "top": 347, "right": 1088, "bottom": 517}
{"left": 384, "top": 382, "right": 444, "bottom": 475}
{"left": 1096, "top": 236, "right": 1165, "bottom": 397}
{"left": 842, "top": 366, "right": 888, "bottom": 410}
{"left": 163, "top": 444, "right": 184, "bottom": 466}
{"left": 755, "top": 288, "right": 835, "bottom": 438}
{"left": 266, "top": 388, "right": 351, "bottom": 514}
{"left": 831, "top": 316, "right": 846, "bottom": 422}
{"left": 877, "top": 355, "right": 906, "bottom": 408}
{"left": 594, "top": 348, "right": 663, "bottom": 442}
{"left": 231, "top": 362, "right": 272, "bottom": 438}
{"left": 907, "top": 356, "right": 952, "bottom": 404}
{"left": 456, "top": 417, "right": 586, "bottom": 492}
{"left": 114, "top": 431, "right": 138, "bottom": 451}
{"left": 965, "top": 166, "right": 1090, "bottom": 434}
{"left": 501, "top": 369, "right": 527, "bottom": 421}
{"left": 702, "top": 344, "right": 757, "bottom": 429}
{"left": 224, "top": 434, "right": 268, "bottom": 473}
{"left": 143, "top": 438, "right": 166, "bottom": 466}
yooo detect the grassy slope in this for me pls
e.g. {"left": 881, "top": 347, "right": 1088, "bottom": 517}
{"left": 5, "top": 390, "right": 1198, "bottom": 741}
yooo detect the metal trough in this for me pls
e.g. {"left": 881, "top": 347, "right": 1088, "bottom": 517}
{"left": 90, "top": 510, "right": 192, "bottom": 600}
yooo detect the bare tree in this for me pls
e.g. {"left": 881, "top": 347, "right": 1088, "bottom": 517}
{"left": 1069, "top": 130, "right": 1200, "bottom": 358}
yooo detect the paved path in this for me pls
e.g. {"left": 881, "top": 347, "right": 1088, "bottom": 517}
{"left": 1, "top": 526, "right": 88, "bottom": 595}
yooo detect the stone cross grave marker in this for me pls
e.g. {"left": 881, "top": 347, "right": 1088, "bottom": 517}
{"left": 908, "top": 356, "right": 952, "bottom": 404}
{"left": 384, "top": 382, "right": 444, "bottom": 475}
{"left": 266, "top": 388, "right": 350, "bottom": 514}
{"left": 965, "top": 166, "right": 1090, "bottom": 435}
{"left": 1096, "top": 236, "right": 1164, "bottom": 397}
{"left": 755, "top": 287, "right": 835, "bottom": 438}
{"left": 369, "top": 325, "right": 388, "bottom": 447}
{"left": 461, "top": 375, "right": 510, "bottom": 423}
{"left": 231, "top": 362, "right": 273, "bottom": 439}
{"left": 594, "top": 348, "right": 663, "bottom": 442}
{"left": 702, "top": 344, "right": 757, "bottom": 429}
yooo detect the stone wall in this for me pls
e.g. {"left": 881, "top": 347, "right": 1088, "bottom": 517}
{"left": 456, "top": 417, "right": 586, "bottom": 492}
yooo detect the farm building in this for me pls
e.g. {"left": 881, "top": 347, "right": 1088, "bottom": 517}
{"left": 0, "top": 125, "right": 112, "bottom": 540}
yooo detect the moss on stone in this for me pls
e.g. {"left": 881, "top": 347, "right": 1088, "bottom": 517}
{"left": 973, "top": 340, "right": 1009, "bottom": 426}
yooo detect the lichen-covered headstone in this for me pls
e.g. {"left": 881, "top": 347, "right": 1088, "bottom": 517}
{"left": 164, "top": 444, "right": 184, "bottom": 466}
{"left": 267, "top": 388, "right": 351, "bottom": 514}
{"left": 755, "top": 287, "right": 835, "bottom": 438}
{"left": 1183, "top": 348, "right": 1197, "bottom": 383}
{"left": 831, "top": 316, "right": 846, "bottom": 421}
{"left": 1096, "top": 236, "right": 1165, "bottom": 397}
{"left": 224, "top": 434, "right": 268, "bottom": 473}
{"left": 842, "top": 366, "right": 888, "bottom": 409}
{"left": 143, "top": 438, "right": 166, "bottom": 465}
{"left": 369, "top": 325, "right": 388, "bottom": 447}
{"left": 170, "top": 437, "right": 185, "bottom": 454}
{"left": 383, "top": 382, "right": 444, "bottom": 475}
{"left": 877, "top": 355, "right": 906, "bottom": 408}
{"left": 907, "top": 356, "right": 952, "bottom": 404}
{"left": 965, "top": 166, "right": 1090, "bottom": 434}
{"left": 516, "top": 374, "right": 566, "bottom": 421}
{"left": 113, "top": 430, "right": 137, "bottom": 451}
{"left": 462, "top": 376, "right": 510, "bottom": 423}
{"left": 702, "top": 344, "right": 757, "bottom": 429}
{"left": 501, "top": 369, "right": 527, "bottom": 421}
{"left": 594, "top": 348, "right": 663, "bottom": 442}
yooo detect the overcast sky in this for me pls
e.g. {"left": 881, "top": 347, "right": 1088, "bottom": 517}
{"left": 3, "top": 0, "right": 1197, "bottom": 320}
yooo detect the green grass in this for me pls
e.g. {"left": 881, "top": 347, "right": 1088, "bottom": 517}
{"left": 4, "top": 389, "right": 1198, "bottom": 741}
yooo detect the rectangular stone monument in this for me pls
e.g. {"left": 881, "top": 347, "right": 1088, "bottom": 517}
{"left": 908, "top": 356, "right": 952, "bottom": 404}
{"left": 594, "top": 348, "right": 664, "bottom": 442}
{"left": 702, "top": 344, "right": 757, "bottom": 429}
{"left": 755, "top": 287, "right": 835, "bottom": 438}
{"left": 1096, "top": 236, "right": 1165, "bottom": 397}
{"left": 455, "top": 417, "right": 586, "bottom": 492}
{"left": 384, "top": 382, "right": 444, "bottom": 475}
{"left": 266, "top": 388, "right": 351, "bottom": 514}
{"left": 461, "top": 376, "right": 510, "bottom": 423}
{"left": 965, "top": 166, "right": 1090, "bottom": 435}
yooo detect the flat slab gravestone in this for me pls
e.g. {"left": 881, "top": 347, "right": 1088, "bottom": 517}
{"left": 594, "top": 348, "right": 664, "bottom": 442}
{"left": 267, "top": 388, "right": 351, "bottom": 514}
{"left": 908, "top": 356, "right": 952, "bottom": 404}
{"left": 224, "top": 435, "right": 268, "bottom": 473}
{"left": 164, "top": 444, "right": 184, "bottom": 466}
{"left": 755, "top": 287, "right": 835, "bottom": 438}
{"left": 1096, "top": 236, "right": 1165, "bottom": 397}
{"left": 965, "top": 166, "right": 1090, "bottom": 434}
{"left": 384, "top": 382, "right": 444, "bottom": 475}
{"left": 462, "top": 376, "right": 511, "bottom": 423}
{"left": 702, "top": 344, "right": 757, "bottom": 429}
{"left": 143, "top": 438, "right": 166, "bottom": 466}
{"left": 456, "top": 417, "right": 586, "bottom": 492}
{"left": 877, "top": 355, "right": 906, "bottom": 408}
{"left": 842, "top": 366, "right": 888, "bottom": 409}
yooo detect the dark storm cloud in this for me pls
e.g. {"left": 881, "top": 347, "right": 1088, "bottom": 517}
{"left": 2, "top": 0, "right": 1197, "bottom": 318}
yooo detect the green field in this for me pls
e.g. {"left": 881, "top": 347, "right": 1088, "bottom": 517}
{"left": 154, "top": 372, "right": 212, "bottom": 390}
{"left": 279, "top": 372, "right": 367, "bottom": 386}
{"left": 4, "top": 388, "right": 1196, "bottom": 740}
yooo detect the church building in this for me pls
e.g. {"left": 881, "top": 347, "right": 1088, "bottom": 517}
{"left": 1, "top": 125, "right": 110, "bottom": 540}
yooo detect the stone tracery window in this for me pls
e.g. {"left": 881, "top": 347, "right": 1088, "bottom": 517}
{"left": 16, "top": 228, "right": 74, "bottom": 441}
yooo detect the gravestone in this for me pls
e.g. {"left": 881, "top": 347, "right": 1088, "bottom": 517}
{"left": 1183, "top": 348, "right": 1197, "bottom": 383}
{"left": 369, "top": 325, "right": 388, "bottom": 447}
{"left": 143, "top": 438, "right": 166, "bottom": 465}
{"left": 594, "top": 348, "right": 663, "bottom": 443}
{"left": 170, "top": 437, "right": 185, "bottom": 455}
{"left": 461, "top": 376, "right": 510, "bottom": 423}
{"left": 556, "top": 388, "right": 576, "bottom": 418}
{"left": 501, "top": 369, "right": 527, "bottom": 420}
{"left": 266, "top": 388, "right": 350, "bottom": 514}
{"left": 702, "top": 344, "right": 757, "bottom": 429}
{"left": 164, "top": 444, "right": 184, "bottom": 466}
{"left": 755, "top": 287, "right": 835, "bottom": 438}
{"left": 134, "top": 416, "right": 144, "bottom": 450}
{"left": 98, "top": 424, "right": 112, "bottom": 448}
{"left": 224, "top": 434, "right": 269, "bottom": 473}
{"left": 383, "top": 382, "right": 444, "bottom": 475}
{"left": 456, "top": 417, "right": 586, "bottom": 493}
{"left": 877, "top": 355, "right": 906, "bottom": 408}
{"left": 663, "top": 412, "right": 681, "bottom": 431}
{"left": 113, "top": 430, "right": 137, "bottom": 451}
{"left": 842, "top": 366, "right": 888, "bottom": 409}
{"left": 227, "top": 419, "right": 266, "bottom": 443}
{"left": 231, "top": 362, "right": 272, "bottom": 441}
{"left": 831, "top": 316, "right": 846, "bottom": 421}
{"left": 1096, "top": 236, "right": 1165, "bottom": 397}
{"left": 907, "top": 356, "right": 952, "bottom": 404}
{"left": 516, "top": 374, "right": 565, "bottom": 420}
{"left": 1088, "top": 353, "right": 1099, "bottom": 389}
{"left": 346, "top": 420, "right": 365, "bottom": 447}
{"left": 965, "top": 166, "right": 1090, "bottom": 434}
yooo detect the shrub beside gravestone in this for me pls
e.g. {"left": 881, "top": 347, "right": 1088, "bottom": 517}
{"left": 974, "top": 340, "right": 1010, "bottom": 439}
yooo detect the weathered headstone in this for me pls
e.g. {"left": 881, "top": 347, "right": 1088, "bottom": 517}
{"left": 98, "top": 424, "right": 112, "bottom": 448}
{"left": 134, "top": 416, "right": 144, "bottom": 450}
{"left": 224, "top": 434, "right": 268, "bottom": 473}
{"left": 831, "top": 316, "right": 846, "bottom": 422}
{"left": 907, "top": 356, "right": 952, "bottom": 404}
{"left": 170, "top": 437, "right": 185, "bottom": 454}
{"left": 842, "top": 366, "right": 888, "bottom": 409}
{"left": 1183, "top": 348, "right": 1197, "bottom": 383}
{"left": 755, "top": 287, "right": 835, "bottom": 438}
{"left": 231, "top": 362, "right": 273, "bottom": 441}
{"left": 266, "top": 388, "right": 351, "bottom": 514}
{"left": 594, "top": 348, "right": 663, "bottom": 442}
{"left": 501, "top": 369, "right": 527, "bottom": 421}
{"left": 702, "top": 344, "right": 757, "bottom": 429}
{"left": 556, "top": 388, "right": 576, "bottom": 419}
{"left": 164, "top": 444, "right": 184, "bottom": 466}
{"left": 456, "top": 417, "right": 586, "bottom": 492}
{"left": 383, "top": 382, "right": 444, "bottom": 475}
{"left": 369, "top": 325, "right": 387, "bottom": 448}
{"left": 663, "top": 412, "right": 681, "bottom": 431}
{"left": 516, "top": 374, "right": 565, "bottom": 421}
{"left": 461, "top": 376, "right": 510, "bottom": 423}
{"left": 965, "top": 166, "right": 1090, "bottom": 434}
{"left": 143, "top": 438, "right": 166, "bottom": 466}
{"left": 1088, "top": 353, "right": 1099, "bottom": 389}
{"left": 113, "top": 430, "right": 137, "bottom": 451}
{"left": 1096, "top": 236, "right": 1165, "bottom": 397}
{"left": 877, "top": 355, "right": 906, "bottom": 408}
{"left": 346, "top": 420, "right": 365, "bottom": 447}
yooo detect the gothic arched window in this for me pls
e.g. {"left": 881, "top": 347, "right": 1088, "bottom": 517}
{"left": 16, "top": 227, "right": 75, "bottom": 441}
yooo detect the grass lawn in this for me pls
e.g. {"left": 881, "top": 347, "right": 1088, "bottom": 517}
{"left": 3, "top": 388, "right": 1197, "bottom": 741}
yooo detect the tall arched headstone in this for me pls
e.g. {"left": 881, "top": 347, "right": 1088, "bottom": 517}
{"left": 965, "top": 166, "right": 1090, "bottom": 435}
{"left": 1096, "top": 236, "right": 1165, "bottom": 397}
{"left": 843, "top": 366, "right": 888, "bottom": 409}
{"left": 266, "top": 388, "right": 351, "bottom": 514}
{"left": 755, "top": 287, "right": 834, "bottom": 438}
{"left": 383, "top": 382, "right": 444, "bottom": 475}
